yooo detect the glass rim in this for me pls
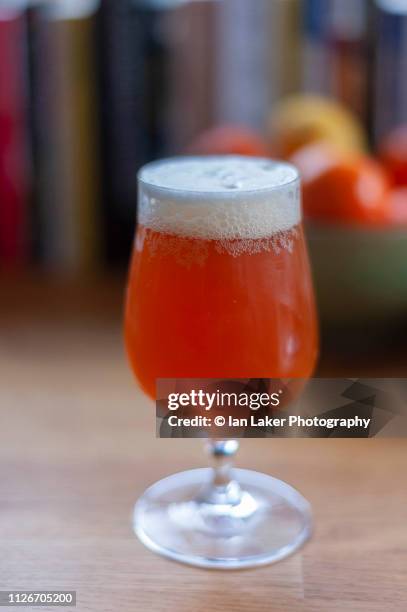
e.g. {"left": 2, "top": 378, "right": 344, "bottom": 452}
{"left": 138, "top": 155, "right": 300, "bottom": 200}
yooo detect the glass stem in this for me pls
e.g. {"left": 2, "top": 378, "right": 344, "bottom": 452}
{"left": 200, "top": 439, "right": 242, "bottom": 506}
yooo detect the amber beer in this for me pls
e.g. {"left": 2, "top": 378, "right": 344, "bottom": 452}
{"left": 126, "top": 156, "right": 318, "bottom": 569}
{"left": 125, "top": 156, "right": 318, "bottom": 399}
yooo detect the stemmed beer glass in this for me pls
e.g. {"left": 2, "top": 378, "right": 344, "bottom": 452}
{"left": 125, "top": 156, "right": 318, "bottom": 568}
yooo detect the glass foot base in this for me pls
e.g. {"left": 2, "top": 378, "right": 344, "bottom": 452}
{"left": 133, "top": 468, "right": 312, "bottom": 569}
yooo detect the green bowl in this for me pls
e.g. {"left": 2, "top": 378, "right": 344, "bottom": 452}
{"left": 306, "top": 222, "right": 407, "bottom": 326}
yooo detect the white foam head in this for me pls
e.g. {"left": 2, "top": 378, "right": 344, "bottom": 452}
{"left": 138, "top": 156, "right": 301, "bottom": 240}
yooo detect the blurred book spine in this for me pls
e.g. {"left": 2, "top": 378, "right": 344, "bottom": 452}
{"left": 303, "top": 0, "right": 370, "bottom": 127}
{"left": 303, "top": 0, "right": 331, "bottom": 94}
{"left": 374, "top": 0, "right": 407, "bottom": 141}
{"left": 214, "top": 0, "right": 270, "bottom": 129}
{"left": 268, "top": 0, "right": 302, "bottom": 104}
{"left": 29, "top": 0, "right": 102, "bottom": 274}
{"left": 165, "top": 0, "right": 216, "bottom": 146}
{"left": 327, "top": 0, "right": 370, "bottom": 124}
{"left": 0, "top": 2, "right": 31, "bottom": 270}
{"left": 97, "top": 0, "right": 153, "bottom": 264}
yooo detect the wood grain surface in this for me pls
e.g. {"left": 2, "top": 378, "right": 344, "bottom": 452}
{"left": 0, "top": 277, "right": 406, "bottom": 611}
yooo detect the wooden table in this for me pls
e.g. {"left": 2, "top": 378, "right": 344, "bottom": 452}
{"left": 1, "top": 276, "right": 406, "bottom": 611}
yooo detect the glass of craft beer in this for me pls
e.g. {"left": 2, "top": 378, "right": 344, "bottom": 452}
{"left": 125, "top": 156, "right": 318, "bottom": 569}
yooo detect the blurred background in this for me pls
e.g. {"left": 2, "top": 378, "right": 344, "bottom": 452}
{"left": 2, "top": 0, "right": 407, "bottom": 372}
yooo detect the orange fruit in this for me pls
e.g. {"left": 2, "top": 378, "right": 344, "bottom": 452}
{"left": 378, "top": 125, "right": 407, "bottom": 187}
{"left": 187, "top": 124, "right": 270, "bottom": 157}
{"left": 301, "top": 156, "right": 390, "bottom": 225}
